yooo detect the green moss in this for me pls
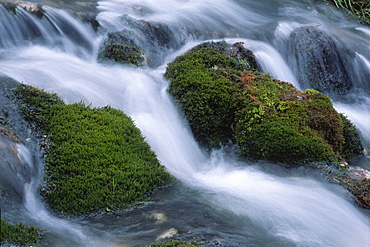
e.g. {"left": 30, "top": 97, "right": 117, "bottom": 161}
{"left": 165, "top": 41, "right": 346, "bottom": 165}
{"left": 0, "top": 219, "right": 41, "bottom": 246}
{"left": 143, "top": 240, "right": 202, "bottom": 247}
{"left": 15, "top": 84, "right": 173, "bottom": 216}
{"left": 233, "top": 73, "right": 339, "bottom": 164}
{"left": 165, "top": 42, "right": 242, "bottom": 148}
{"left": 340, "top": 113, "right": 364, "bottom": 160}
{"left": 14, "top": 84, "right": 64, "bottom": 127}
{"left": 99, "top": 43, "right": 144, "bottom": 66}
{"left": 236, "top": 118, "right": 335, "bottom": 164}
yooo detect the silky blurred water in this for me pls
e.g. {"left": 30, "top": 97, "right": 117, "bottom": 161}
{"left": 0, "top": 0, "right": 369, "bottom": 246}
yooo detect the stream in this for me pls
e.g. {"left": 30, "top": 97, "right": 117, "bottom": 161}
{"left": 0, "top": 0, "right": 369, "bottom": 246}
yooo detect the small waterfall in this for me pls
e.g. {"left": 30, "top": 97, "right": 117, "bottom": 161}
{"left": 225, "top": 38, "right": 301, "bottom": 90}
{"left": 97, "top": 0, "right": 269, "bottom": 42}
{"left": 0, "top": 5, "right": 97, "bottom": 58}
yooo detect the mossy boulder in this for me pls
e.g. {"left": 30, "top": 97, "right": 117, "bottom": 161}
{"left": 14, "top": 84, "right": 173, "bottom": 216}
{"left": 98, "top": 32, "right": 145, "bottom": 66}
{"left": 165, "top": 41, "right": 360, "bottom": 165}
{"left": 165, "top": 41, "right": 257, "bottom": 148}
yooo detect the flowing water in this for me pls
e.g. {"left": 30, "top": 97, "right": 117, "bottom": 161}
{"left": 0, "top": 0, "right": 369, "bottom": 246}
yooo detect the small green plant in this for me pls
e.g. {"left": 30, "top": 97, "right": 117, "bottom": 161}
{"left": 238, "top": 59, "right": 250, "bottom": 68}
{"left": 322, "top": 0, "right": 370, "bottom": 24}
{"left": 0, "top": 219, "right": 41, "bottom": 246}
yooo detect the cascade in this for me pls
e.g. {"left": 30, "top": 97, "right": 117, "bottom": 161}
{"left": 0, "top": 0, "right": 369, "bottom": 246}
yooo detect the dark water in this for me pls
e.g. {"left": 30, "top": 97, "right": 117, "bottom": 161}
{"left": 0, "top": 0, "right": 369, "bottom": 246}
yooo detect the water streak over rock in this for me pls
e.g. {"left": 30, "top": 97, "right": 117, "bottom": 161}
{"left": 289, "top": 26, "right": 353, "bottom": 97}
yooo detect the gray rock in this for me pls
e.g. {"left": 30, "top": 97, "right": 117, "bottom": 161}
{"left": 289, "top": 26, "right": 353, "bottom": 97}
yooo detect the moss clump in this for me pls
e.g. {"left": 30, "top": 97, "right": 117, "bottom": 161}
{"left": 165, "top": 41, "right": 348, "bottom": 165}
{"left": 15, "top": 84, "right": 172, "bottom": 216}
{"left": 165, "top": 41, "right": 248, "bottom": 148}
{"left": 234, "top": 74, "right": 342, "bottom": 164}
{"left": 144, "top": 240, "right": 202, "bottom": 247}
{"left": 99, "top": 43, "right": 144, "bottom": 66}
{"left": 0, "top": 219, "right": 41, "bottom": 246}
{"left": 98, "top": 32, "right": 145, "bottom": 66}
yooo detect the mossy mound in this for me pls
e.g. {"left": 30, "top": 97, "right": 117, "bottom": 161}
{"left": 98, "top": 32, "right": 145, "bottom": 66}
{"left": 165, "top": 41, "right": 356, "bottom": 165}
{"left": 15, "top": 84, "right": 172, "bottom": 216}
{"left": 165, "top": 41, "right": 256, "bottom": 148}
{"left": 0, "top": 219, "right": 41, "bottom": 247}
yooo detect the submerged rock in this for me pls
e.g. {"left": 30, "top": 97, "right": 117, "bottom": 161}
{"left": 75, "top": 11, "right": 99, "bottom": 31}
{"left": 289, "top": 26, "right": 353, "bottom": 97}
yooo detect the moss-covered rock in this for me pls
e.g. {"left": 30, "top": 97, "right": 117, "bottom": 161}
{"left": 165, "top": 41, "right": 256, "bottom": 148}
{"left": 98, "top": 32, "right": 145, "bottom": 66}
{"left": 14, "top": 84, "right": 173, "bottom": 216}
{"left": 165, "top": 41, "right": 354, "bottom": 165}
{"left": 233, "top": 74, "right": 343, "bottom": 164}
{"left": 0, "top": 218, "right": 41, "bottom": 246}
